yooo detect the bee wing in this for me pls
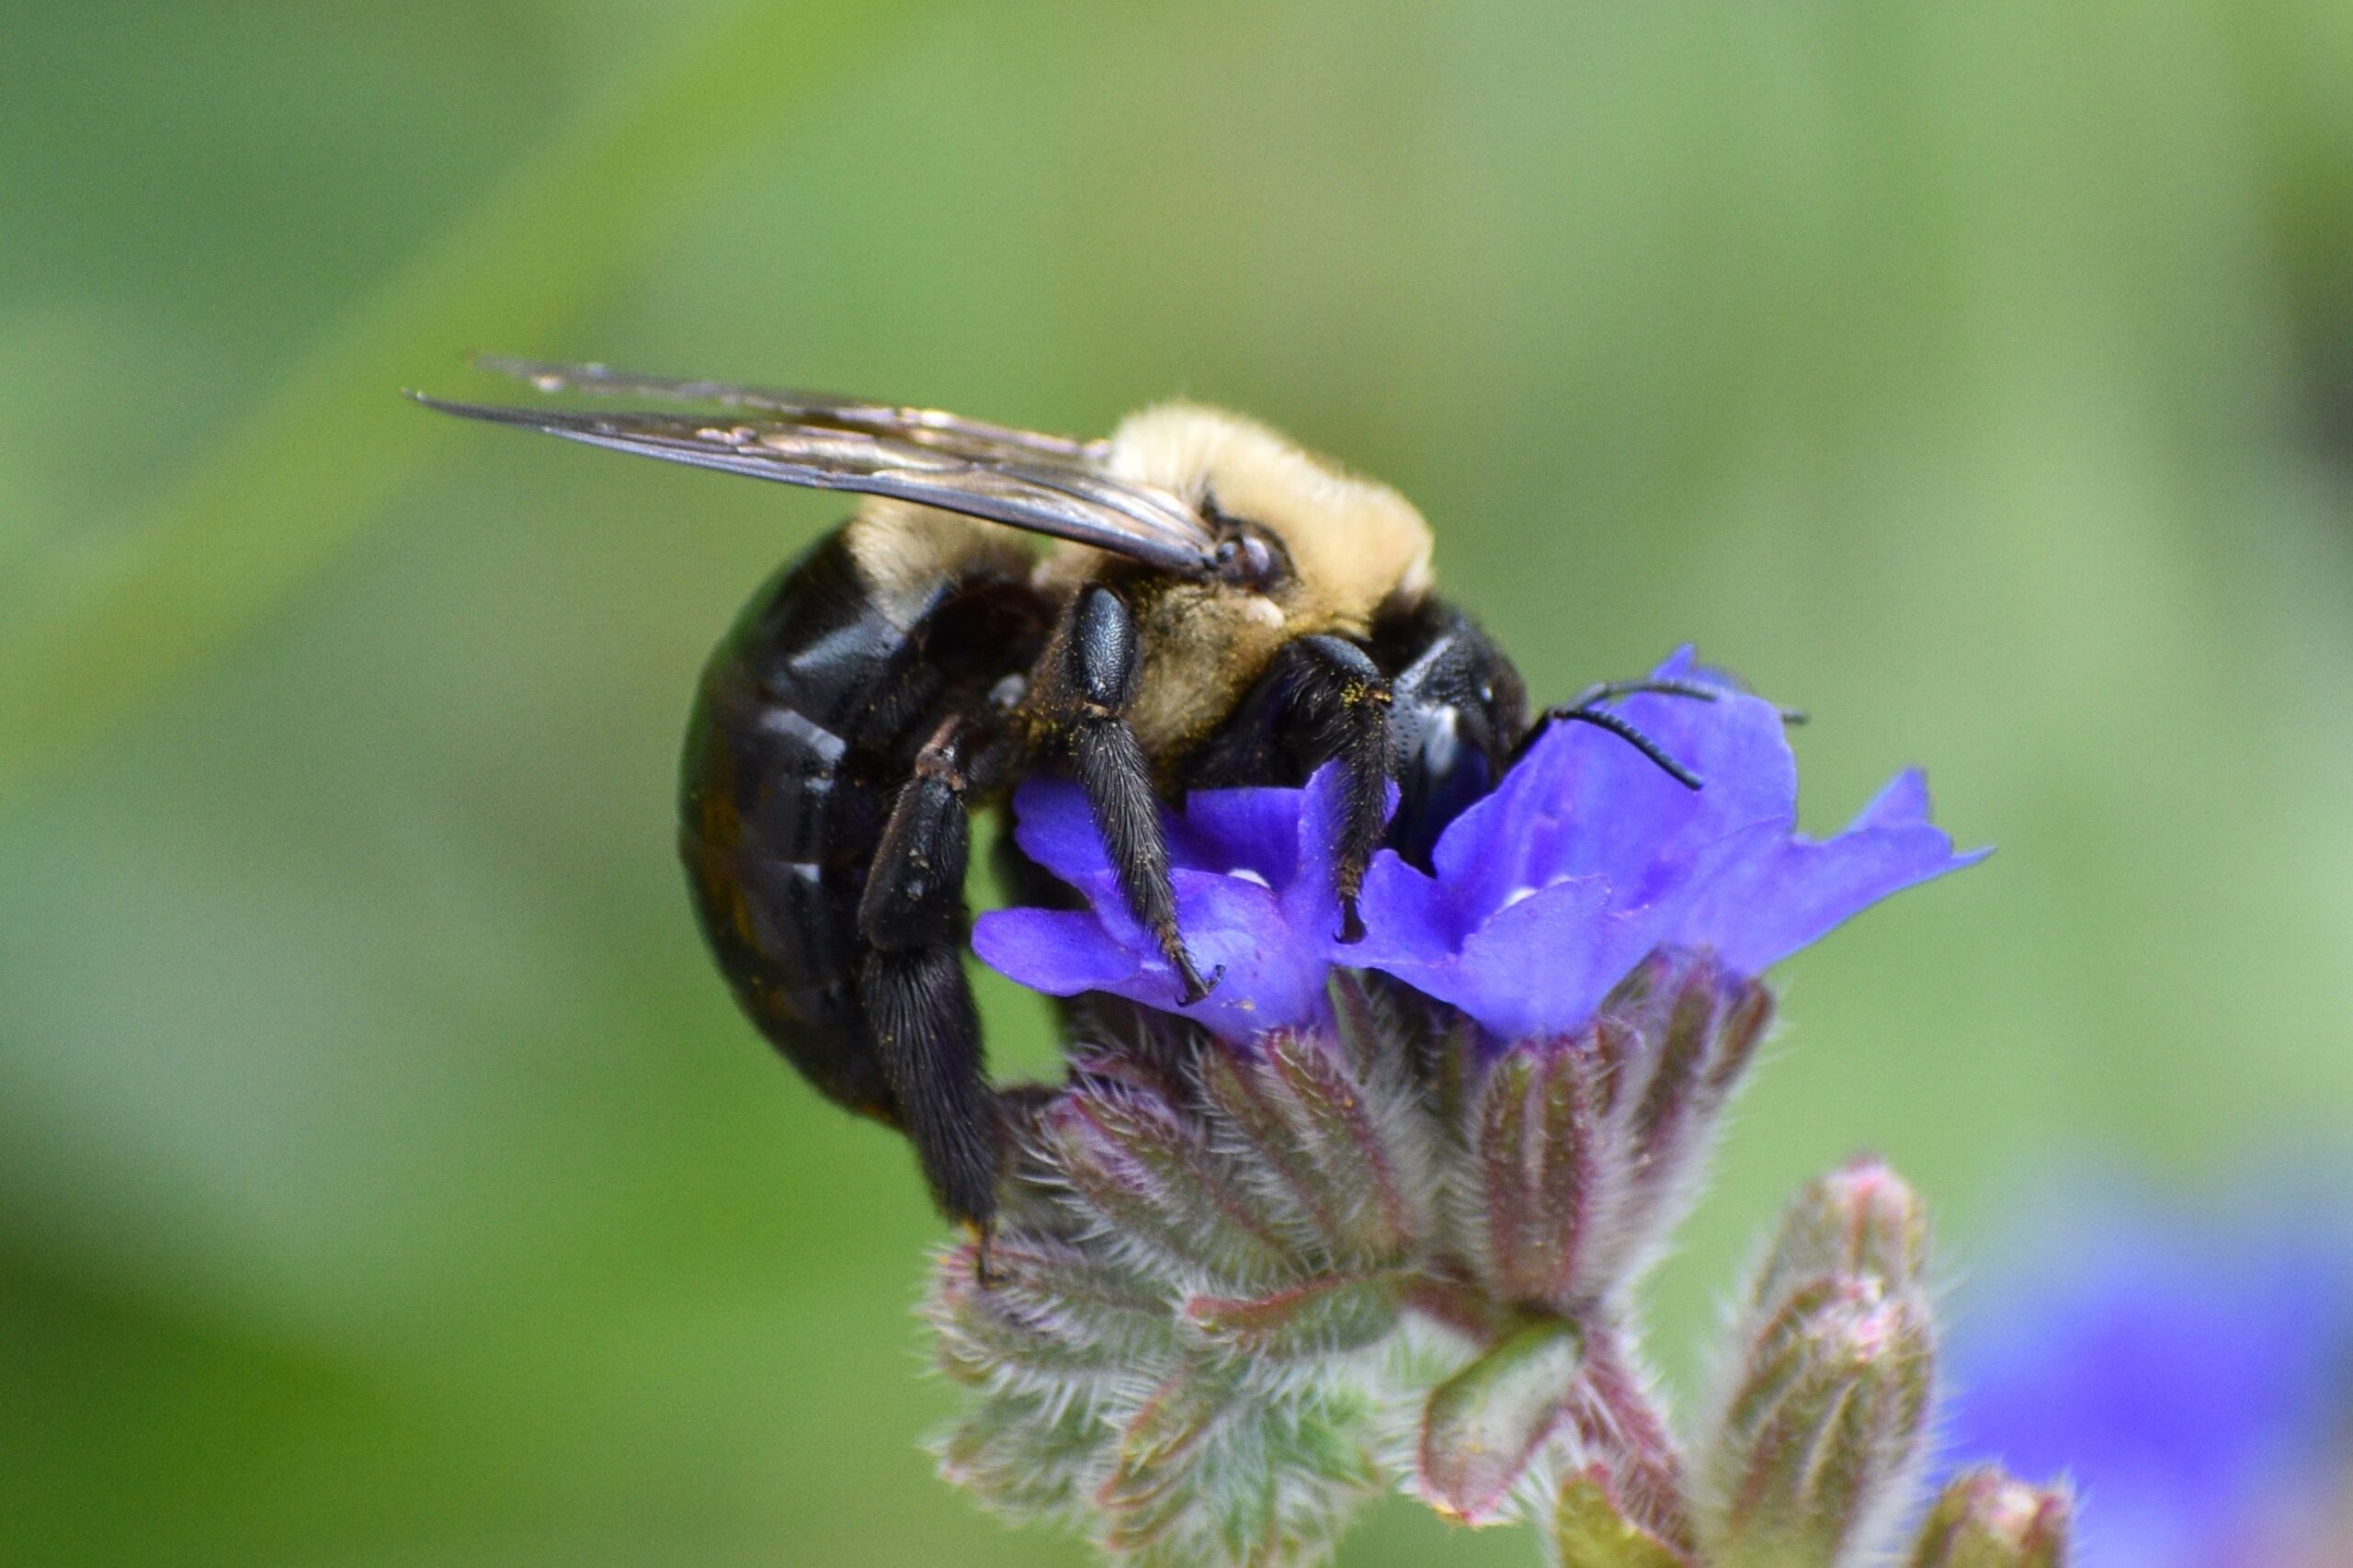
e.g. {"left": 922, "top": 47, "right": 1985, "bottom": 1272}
{"left": 473, "top": 357, "right": 1109, "bottom": 464}
{"left": 413, "top": 391, "right": 1217, "bottom": 574}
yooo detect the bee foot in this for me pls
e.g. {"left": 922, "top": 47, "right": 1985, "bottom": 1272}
{"left": 1176, "top": 958, "right": 1224, "bottom": 1006}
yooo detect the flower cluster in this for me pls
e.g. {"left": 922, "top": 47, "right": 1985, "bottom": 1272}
{"left": 926, "top": 652, "right": 2053, "bottom": 1567}
{"left": 977, "top": 649, "right": 1982, "bottom": 1042}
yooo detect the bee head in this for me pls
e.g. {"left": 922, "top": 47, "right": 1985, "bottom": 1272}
{"left": 1102, "top": 403, "right": 1435, "bottom": 637}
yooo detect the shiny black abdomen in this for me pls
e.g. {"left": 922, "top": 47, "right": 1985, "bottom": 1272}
{"left": 678, "top": 530, "right": 1048, "bottom": 1123}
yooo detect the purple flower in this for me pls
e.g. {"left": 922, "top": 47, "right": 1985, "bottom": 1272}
{"left": 972, "top": 764, "right": 1370, "bottom": 1040}
{"left": 1947, "top": 1187, "right": 2353, "bottom": 1568}
{"left": 1353, "top": 648, "right": 1984, "bottom": 1039}
{"left": 976, "top": 648, "right": 1983, "bottom": 1042}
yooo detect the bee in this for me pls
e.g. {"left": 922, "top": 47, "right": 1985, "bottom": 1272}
{"left": 415, "top": 360, "right": 1711, "bottom": 1238}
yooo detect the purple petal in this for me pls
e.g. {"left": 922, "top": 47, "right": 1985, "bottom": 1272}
{"left": 1143, "top": 870, "right": 1333, "bottom": 1038}
{"left": 1178, "top": 786, "right": 1302, "bottom": 884}
{"left": 1425, "top": 714, "right": 1578, "bottom": 926}
{"left": 1848, "top": 766, "right": 1932, "bottom": 832}
{"left": 1352, "top": 850, "right": 1465, "bottom": 963}
{"left": 1671, "top": 769, "right": 1988, "bottom": 973}
{"left": 1653, "top": 644, "right": 1701, "bottom": 681}
{"left": 1040, "top": 868, "right": 1154, "bottom": 951}
{"left": 1391, "top": 867, "right": 1769, "bottom": 1042}
{"left": 978, "top": 870, "right": 1329, "bottom": 1040}
{"left": 1427, "top": 653, "right": 1794, "bottom": 929}
{"left": 1008, "top": 776, "right": 1117, "bottom": 887}
{"left": 1360, "top": 656, "right": 1982, "bottom": 1037}
{"left": 1536, "top": 686, "right": 1794, "bottom": 899}
{"left": 973, "top": 907, "right": 1144, "bottom": 996}
{"left": 1454, "top": 878, "right": 1648, "bottom": 1041}
{"left": 1360, "top": 876, "right": 1614, "bottom": 1039}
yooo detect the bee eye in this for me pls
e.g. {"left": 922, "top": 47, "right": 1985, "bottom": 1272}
{"left": 1213, "top": 531, "right": 1281, "bottom": 588}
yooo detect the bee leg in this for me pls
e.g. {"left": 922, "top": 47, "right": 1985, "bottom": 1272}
{"left": 858, "top": 720, "right": 1001, "bottom": 1233}
{"left": 1282, "top": 637, "right": 1392, "bottom": 944}
{"left": 1071, "top": 721, "right": 1219, "bottom": 1004}
{"left": 1040, "top": 585, "right": 1219, "bottom": 1006}
{"left": 1188, "top": 635, "right": 1393, "bottom": 943}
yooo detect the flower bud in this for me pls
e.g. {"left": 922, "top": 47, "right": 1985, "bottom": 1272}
{"left": 1474, "top": 1034, "right": 1602, "bottom": 1309}
{"left": 1613, "top": 951, "right": 1774, "bottom": 1223}
{"left": 1418, "top": 1315, "right": 1588, "bottom": 1524}
{"left": 1464, "top": 950, "right": 1777, "bottom": 1317}
{"left": 1751, "top": 1155, "right": 1930, "bottom": 1313}
{"left": 1700, "top": 1162, "right": 1939, "bottom": 1568}
{"left": 1043, "top": 1085, "right": 1293, "bottom": 1288}
{"left": 933, "top": 1383, "right": 1104, "bottom": 1522}
{"left": 929, "top": 1017, "right": 1434, "bottom": 1568}
{"left": 1097, "top": 1368, "right": 1383, "bottom": 1566}
{"left": 1908, "top": 1468, "right": 2072, "bottom": 1568}
{"left": 928, "top": 1233, "right": 1174, "bottom": 1392}
{"left": 1195, "top": 1022, "right": 1429, "bottom": 1269}
{"left": 1182, "top": 1267, "right": 1406, "bottom": 1360}
{"left": 1555, "top": 1466, "right": 1698, "bottom": 1567}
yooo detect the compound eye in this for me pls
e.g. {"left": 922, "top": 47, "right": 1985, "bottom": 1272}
{"left": 1213, "top": 530, "right": 1280, "bottom": 587}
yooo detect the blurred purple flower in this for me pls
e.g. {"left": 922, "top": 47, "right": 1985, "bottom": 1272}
{"left": 1948, "top": 1188, "right": 2353, "bottom": 1568}
{"left": 975, "top": 647, "right": 1982, "bottom": 1042}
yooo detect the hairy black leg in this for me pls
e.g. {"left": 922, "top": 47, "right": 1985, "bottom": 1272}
{"left": 860, "top": 949, "right": 996, "bottom": 1234}
{"left": 1036, "top": 585, "right": 1217, "bottom": 1005}
{"left": 858, "top": 721, "right": 1001, "bottom": 1236}
{"left": 1070, "top": 721, "right": 1217, "bottom": 1002}
{"left": 1290, "top": 637, "right": 1392, "bottom": 943}
{"left": 1185, "top": 634, "right": 1392, "bottom": 943}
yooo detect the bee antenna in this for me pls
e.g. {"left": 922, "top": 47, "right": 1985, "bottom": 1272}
{"left": 1568, "top": 676, "right": 1804, "bottom": 729}
{"left": 1543, "top": 705, "right": 1704, "bottom": 790}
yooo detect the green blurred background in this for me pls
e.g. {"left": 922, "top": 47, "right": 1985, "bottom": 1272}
{"left": 6, "top": 2, "right": 2352, "bottom": 1562}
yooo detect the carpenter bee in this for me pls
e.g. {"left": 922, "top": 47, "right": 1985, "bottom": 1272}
{"left": 415, "top": 360, "right": 1713, "bottom": 1238}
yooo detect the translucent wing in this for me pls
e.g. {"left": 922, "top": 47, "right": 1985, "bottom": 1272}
{"left": 475, "top": 357, "right": 1110, "bottom": 464}
{"left": 413, "top": 366, "right": 1216, "bottom": 574}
